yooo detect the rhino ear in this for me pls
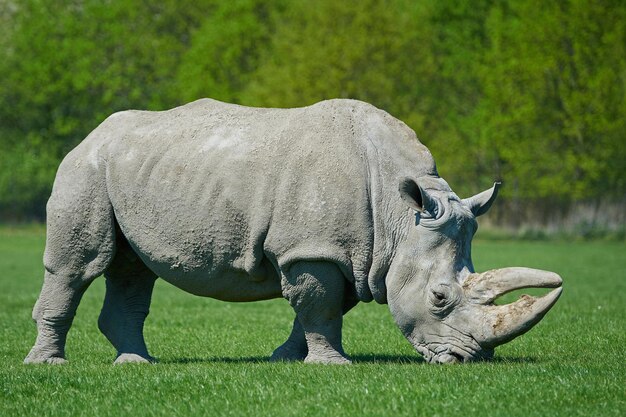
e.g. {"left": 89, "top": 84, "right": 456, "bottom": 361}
{"left": 463, "top": 182, "right": 501, "bottom": 217}
{"left": 399, "top": 177, "right": 438, "bottom": 215}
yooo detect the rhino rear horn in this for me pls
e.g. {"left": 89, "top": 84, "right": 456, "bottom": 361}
{"left": 462, "top": 182, "right": 501, "bottom": 217}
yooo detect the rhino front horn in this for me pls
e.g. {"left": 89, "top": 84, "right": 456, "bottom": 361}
{"left": 464, "top": 267, "right": 563, "bottom": 348}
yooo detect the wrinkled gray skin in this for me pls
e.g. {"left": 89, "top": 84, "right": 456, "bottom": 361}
{"left": 24, "top": 99, "right": 562, "bottom": 365}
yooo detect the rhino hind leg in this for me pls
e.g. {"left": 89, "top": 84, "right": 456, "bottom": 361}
{"left": 281, "top": 261, "right": 350, "bottom": 364}
{"left": 25, "top": 168, "right": 116, "bottom": 364}
{"left": 98, "top": 233, "right": 157, "bottom": 365}
{"left": 23, "top": 268, "right": 97, "bottom": 364}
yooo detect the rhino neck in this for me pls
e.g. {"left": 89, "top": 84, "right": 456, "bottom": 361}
{"left": 361, "top": 164, "right": 431, "bottom": 305}
{"left": 368, "top": 206, "right": 410, "bottom": 304}
{"left": 346, "top": 103, "right": 438, "bottom": 304}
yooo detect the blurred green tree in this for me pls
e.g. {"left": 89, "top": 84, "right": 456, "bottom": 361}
{"left": 0, "top": 0, "right": 215, "bottom": 218}
{"left": 0, "top": 0, "right": 624, "bottom": 223}
{"left": 175, "top": 0, "right": 288, "bottom": 104}
{"left": 474, "top": 0, "right": 626, "bottom": 202}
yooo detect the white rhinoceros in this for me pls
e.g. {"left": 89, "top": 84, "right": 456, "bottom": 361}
{"left": 25, "top": 99, "right": 562, "bottom": 365}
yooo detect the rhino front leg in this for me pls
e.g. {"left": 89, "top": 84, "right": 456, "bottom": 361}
{"left": 271, "top": 289, "right": 359, "bottom": 362}
{"left": 98, "top": 237, "right": 157, "bottom": 365}
{"left": 281, "top": 261, "right": 350, "bottom": 364}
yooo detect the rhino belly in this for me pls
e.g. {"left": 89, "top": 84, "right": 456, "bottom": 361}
{"left": 112, "top": 215, "right": 283, "bottom": 301}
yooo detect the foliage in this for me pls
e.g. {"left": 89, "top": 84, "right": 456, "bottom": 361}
{"left": 175, "top": 0, "right": 288, "bottom": 104}
{"left": 0, "top": 0, "right": 624, "bottom": 220}
{"left": 0, "top": 227, "right": 624, "bottom": 416}
{"left": 0, "top": 0, "right": 215, "bottom": 218}
{"left": 474, "top": 0, "right": 626, "bottom": 200}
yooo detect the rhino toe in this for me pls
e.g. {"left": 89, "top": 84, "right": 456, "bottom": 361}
{"left": 24, "top": 354, "right": 67, "bottom": 365}
{"left": 304, "top": 353, "right": 351, "bottom": 365}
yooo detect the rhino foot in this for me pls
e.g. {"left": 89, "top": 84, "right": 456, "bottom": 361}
{"left": 304, "top": 353, "right": 351, "bottom": 365}
{"left": 24, "top": 350, "right": 67, "bottom": 365}
{"left": 114, "top": 353, "right": 156, "bottom": 365}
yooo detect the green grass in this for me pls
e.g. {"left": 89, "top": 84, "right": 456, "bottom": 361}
{"left": 0, "top": 227, "right": 624, "bottom": 417}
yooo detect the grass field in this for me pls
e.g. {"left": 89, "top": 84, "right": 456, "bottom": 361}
{"left": 0, "top": 226, "right": 624, "bottom": 416}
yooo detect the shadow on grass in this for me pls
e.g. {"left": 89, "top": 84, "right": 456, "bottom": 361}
{"left": 489, "top": 356, "right": 538, "bottom": 364}
{"left": 351, "top": 354, "right": 424, "bottom": 364}
{"left": 160, "top": 354, "right": 538, "bottom": 365}
{"left": 160, "top": 354, "right": 424, "bottom": 365}
{"left": 161, "top": 356, "right": 270, "bottom": 364}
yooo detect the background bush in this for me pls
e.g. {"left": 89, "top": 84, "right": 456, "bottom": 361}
{"left": 1, "top": 0, "right": 624, "bottom": 228}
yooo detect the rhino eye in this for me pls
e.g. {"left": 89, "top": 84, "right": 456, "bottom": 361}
{"left": 430, "top": 286, "right": 459, "bottom": 316}
{"left": 432, "top": 291, "right": 447, "bottom": 306}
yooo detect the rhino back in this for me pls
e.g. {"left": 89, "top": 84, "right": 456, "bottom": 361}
{"left": 89, "top": 99, "right": 434, "bottom": 301}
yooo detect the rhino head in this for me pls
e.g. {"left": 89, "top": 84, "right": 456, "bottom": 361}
{"left": 387, "top": 176, "right": 562, "bottom": 364}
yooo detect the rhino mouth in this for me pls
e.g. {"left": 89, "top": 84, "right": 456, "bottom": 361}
{"left": 413, "top": 329, "right": 492, "bottom": 364}
{"left": 416, "top": 342, "right": 494, "bottom": 364}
